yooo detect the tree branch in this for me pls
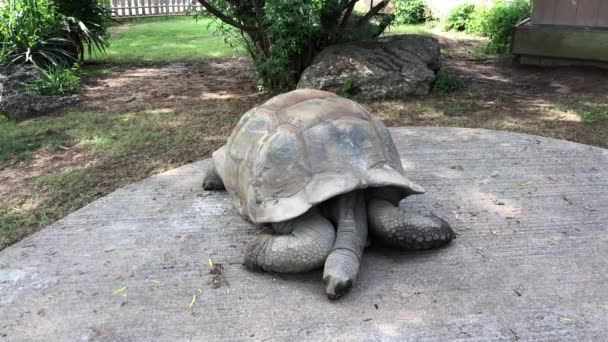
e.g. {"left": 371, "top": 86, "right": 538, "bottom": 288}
{"left": 251, "top": 0, "right": 270, "bottom": 57}
{"left": 339, "top": 0, "right": 359, "bottom": 28}
{"left": 197, "top": 0, "right": 254, "bottom": 32}
{"left": 357, "top": 0, "right": 388, "bottom": 25}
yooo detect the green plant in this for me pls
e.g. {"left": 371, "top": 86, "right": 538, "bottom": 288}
{"left": 0, "top": 0, "right": 70, "bottom": 66}
{"left": 342, "top": 79, "right": 357, "bottom": 97}
{"left": 432, "top": 69, "right": 464, "bottom": 94}
{"left": 26, "top": 63, "right": 80, "bottom": 96}
{"left": 53, "top": 0, "right": 112, "bottom": 60}
{"left": 0, "top": 0, "right": 110, "bottom": 67}
{"left": 443, "top": 3, "right": 476, "bottom": 31}
{"left": 465, "top": 3, "right": 490, "bottom": 35}
{"left": 195, "top": 0, "right": 394, "bottom": 90}
{"left": 394, "top": 0, "right": 428, "bottom": 25}
{"left": 474, "top": 0, "right": 531, "bottom": 54}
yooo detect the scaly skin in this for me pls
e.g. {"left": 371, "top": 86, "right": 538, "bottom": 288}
{"left": 322, "top": 191, "right": 368, "bottom": 300}
{"left": 203, "top": 167, "right": 455, "bottom": 299}
{"left": 202, "top": 166, "right": 225, "bottom": 191}
{"left": 243, "top": 210, "right": 335, "bottom": 273}
{"left": 367, "top": 198, "right": 455, "bottom": 250}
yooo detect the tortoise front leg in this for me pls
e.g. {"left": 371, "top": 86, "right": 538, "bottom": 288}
{"left": 323, "top": 190, "right": 368, "bottom": 300}
{"left": 243, "top": 209, "right": 335, "bottom": 273}
{"left": 202, "top": 165, "right": 225, "bottom": 191}
{"left": 367, "top": 198, "right": 455, "bottom": 250}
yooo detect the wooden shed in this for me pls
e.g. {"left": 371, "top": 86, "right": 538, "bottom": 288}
{"left": 512, "top": 0, "right": 608, "bottom": 67}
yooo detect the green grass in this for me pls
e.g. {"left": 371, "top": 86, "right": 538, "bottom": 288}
{"left": 0, "top": 116, "right": 71, "bottom": 162}
{"left": 385, "top": 24, "right": 433, "bottom": 36}
{"left": 551, "top": 97, "right": 608, "bottom": 124}
{"left": 0, "top": 97, "right": 254, "bottom": 249}
{"left": 87, "top": 16, "right": 244, "bottom": 63}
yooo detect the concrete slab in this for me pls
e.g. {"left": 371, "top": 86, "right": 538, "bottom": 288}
{"left": 1, "top": 127, "right": 607, "bottom": 341}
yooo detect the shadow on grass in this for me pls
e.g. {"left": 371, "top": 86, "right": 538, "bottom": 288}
{"left": 0, "top": 59, "right": 271, "bottom": 249}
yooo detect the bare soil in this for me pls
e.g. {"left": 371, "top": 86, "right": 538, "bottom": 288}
{"left": 81, "top": 58, "right": 260, "bottom": 112}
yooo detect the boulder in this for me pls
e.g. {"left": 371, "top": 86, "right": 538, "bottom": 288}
{"left": 297, "top": 35, "right": 441, "bottom": 99}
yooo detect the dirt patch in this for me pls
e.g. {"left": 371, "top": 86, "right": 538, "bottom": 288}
{"left": 80, "top": 58, "right": 260, "bottom": 113}
{"left": 446, "top": 58, "right": 608, "bottom": 96}
{"left": 1, "top": 58, "right": 266, "bottom": 219}
{"left": 0, "top": 146, "right": 94, "bottom": 207}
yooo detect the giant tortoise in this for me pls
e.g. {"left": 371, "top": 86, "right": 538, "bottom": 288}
{"left": 203, "top": 89, "right": 455, "bottom": 299}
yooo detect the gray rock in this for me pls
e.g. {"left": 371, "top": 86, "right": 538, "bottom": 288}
{"left": 297, "top": 35, "right": 441, "bottom": 99}
{"left": 1, "top": 127, "right": 607, "bottom": 341}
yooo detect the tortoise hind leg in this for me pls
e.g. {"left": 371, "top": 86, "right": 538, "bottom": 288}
{"left": 243, "top": 209, "right": 335, "bottom": 273}
{"left": 203, "top": 165, "right": 225, "bottom": 190}
{"left": 367, "top": 198, "right": 455, "bottom": 250}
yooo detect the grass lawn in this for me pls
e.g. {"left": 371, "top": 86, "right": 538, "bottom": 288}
{"left": 1, "top": 19, "right": 607, "bottom": 250}
{"left": 87, "top": 16, "right": 245, "bottom": 63}
{"left": 0, "top": 94, "right": 257, "bottom": 249}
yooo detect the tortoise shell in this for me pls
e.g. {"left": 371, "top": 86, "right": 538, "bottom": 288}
{"left": 212, "top": 89, "right": 424, "bottom": 224}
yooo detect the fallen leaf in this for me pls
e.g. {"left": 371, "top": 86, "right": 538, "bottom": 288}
{"left": 113, "top": 286, "right": 127, "bottom": 295}
{"left": 188, "top": 293, "right": 197, "bottom": 309}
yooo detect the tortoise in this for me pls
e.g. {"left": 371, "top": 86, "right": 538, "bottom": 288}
{"left": 203, "top": 89, "right": 455, "bottom": 299}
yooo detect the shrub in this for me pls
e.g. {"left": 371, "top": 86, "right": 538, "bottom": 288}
{"left": 443, "top": 3, "right": 476, "bottom": 31}
{"left": 53, "top": 0, "right": 112, "bottom": 60}
{"left": 394, "top": 0, "right": 428, "bottom": 25}
{"left": 469, "top": 0, "right": 531, "bottom": 54}
{"left": 26, "top": 63, "right": 80, "bottom": 96}
{"left": 0, "top": 0, "right": 110, "bottom": 67}
{"left": 0, "top": 0, "right": 69, "bottom": 66}
{"left": 432, "top": 69, "right": 464, "bottom": 94}
{"left": 465, "top": 4, "right": 491, "bottom": 35}
{"left": 197, "top": 0, "right": 394, "bottom": 90}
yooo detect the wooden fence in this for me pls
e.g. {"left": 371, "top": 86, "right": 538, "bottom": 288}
{"left": 109, "top": 0, "right": 204, "bottom": 18}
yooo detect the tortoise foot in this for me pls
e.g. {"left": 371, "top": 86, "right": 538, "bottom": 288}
{"left": 323, "top": 249, "right": 360, "bottom": 300}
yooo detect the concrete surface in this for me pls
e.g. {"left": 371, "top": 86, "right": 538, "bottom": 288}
{"left": 1, "top": 127, "right": 607, "bottom": 341}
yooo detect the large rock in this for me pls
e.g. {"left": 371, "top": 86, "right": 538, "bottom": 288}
{"left": 297, "top": 35, "right": 441, "bottom": 99}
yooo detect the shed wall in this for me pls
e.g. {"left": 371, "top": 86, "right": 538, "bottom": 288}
{"left": 531, "top": 0, "right": 608, "bottom": 28}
